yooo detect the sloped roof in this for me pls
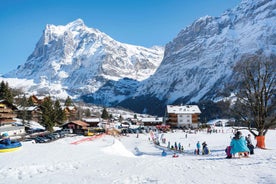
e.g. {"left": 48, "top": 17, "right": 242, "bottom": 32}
{"left": 141, "top": 117, "right": 163, "bottom": 122}
{"left": 206, "top": 119, "right": 229, "bottom": 125}
{"left": 82, "top": 118, "right": 100, "bottom": 123}
{"left": 17, "top": 106, "right": 39, "bottom": 111}
{"left": 64, "top": 120, "right": 89, "bottom": 127}
{"left": 0, "top": 99, "right": 18, "bottom": 110}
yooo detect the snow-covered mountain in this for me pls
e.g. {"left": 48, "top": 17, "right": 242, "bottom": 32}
{"left": 3, "top": 0, "right": 276, "bottom": 115}
{"left": 4, "top": 19, "right": 164, "bottom": 96}
{"left": 113, "top": 0, "right": 276, "bottom": 115}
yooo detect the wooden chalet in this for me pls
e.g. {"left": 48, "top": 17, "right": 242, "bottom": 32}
{"left": 29, "top": 95, "right": 47, "bottom": 105}
{"left": 0, "top": 99, "right": 18, "bottom": 126}
{"left": 17, "top": 106, "right": 42, "bottom": 123}
{"left": 61, "top": 120, "right": 89, "bottom": 134}
{"left": 166, "top": 105, "right": 201, "bottom": 128}
{"left": 63, "top": 106, "right": 78, "bottom": 121}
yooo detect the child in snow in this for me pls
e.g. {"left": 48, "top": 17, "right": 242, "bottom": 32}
{"left": 246, "top": 134, "right": 254, "bottom": 155}
{"left": 0, "top": 133, "right": 11, "bottom": 145}
{"left": 202, "top": 141, "right": 210, "bottom": 155}
{"left": 161, "top": 150, "right": 167, "bottom": 157}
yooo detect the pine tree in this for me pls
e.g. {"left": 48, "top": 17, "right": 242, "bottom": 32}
{"left": 0, "top": 81, "right": 14, "bottom": 103}
{"left": 64, "top": 96, "right": 73, "bottom": 106}
{"left": 40, "top": 97, "right": 55, "bottom": 132}
{"left": 85, "top": 108, "right": 91, "bottom": 117}
{"left": 54, "top": 99, "right": 66, "bottom": 126}
{"left": 101, "top": 108, "right": 109, "bottom": 119}
{"left": 119, "top": 115, "right": 123, "bottom": 122}
{"left": 27, "top": 96, "right": 34, "bottom": 106}
{"left": 19, "top": 95, "right": 29, "bottom": 126}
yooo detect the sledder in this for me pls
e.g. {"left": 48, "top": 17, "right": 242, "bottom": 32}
{"left": 229, "top": 131, "right": 249, "bottom": 158}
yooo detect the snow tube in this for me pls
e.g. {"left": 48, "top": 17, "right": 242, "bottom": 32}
{"left": 0, "top": 141, "right": 22, "bottom": 153}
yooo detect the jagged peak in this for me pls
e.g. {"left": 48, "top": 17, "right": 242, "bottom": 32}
{"left": 66, "top": 18, "right": 85, "bottom": 30}
{"left": 234, "top": 0, "right": 273, "bottom": 12}
{"left": 44, "top": 19, "right": 87, "bottom": 34}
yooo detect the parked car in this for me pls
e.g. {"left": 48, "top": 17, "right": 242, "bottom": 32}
{"left": 34, "top": 136, "right": 49, "bottom": 143}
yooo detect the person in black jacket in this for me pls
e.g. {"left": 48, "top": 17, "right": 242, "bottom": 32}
{"left": 246, "top": 134, "right": 254, "bottom": 155}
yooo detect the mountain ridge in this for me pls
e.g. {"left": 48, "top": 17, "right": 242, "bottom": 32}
{"left": 2, "top": 0, "right": 276, "bottom": 115}
{"left": 4, "top": 19, "right": 164, "bottom": 98}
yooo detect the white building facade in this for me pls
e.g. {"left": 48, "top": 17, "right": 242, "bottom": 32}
{"left": 167, "top": 105, "right": 201, "bottom": 128}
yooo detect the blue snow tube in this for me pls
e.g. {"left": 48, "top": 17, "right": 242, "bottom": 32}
{"left": 0, "top": 141, "right": 22, "bottom": 153}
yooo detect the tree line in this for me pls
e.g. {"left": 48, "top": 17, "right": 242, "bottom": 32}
{"left": 0, "top": 81, "right": 74, "bottom": 132}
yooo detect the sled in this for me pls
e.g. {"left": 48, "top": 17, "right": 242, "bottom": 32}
{"left": 172, "top": 154, "right": 179, "bottom": 158}
{"left": 234, "top": 152, "right": 249, "bottom": 158}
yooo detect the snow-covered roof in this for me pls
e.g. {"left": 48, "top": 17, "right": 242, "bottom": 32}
{"left": 82, "top": 118, "right": 100, "bottom": 123}
{"left": 17, "top": 106, "right": 39, "bottom": 111}
{"left": 140, "top": 117, "right": 163, "bottom": 123}
{"left": 206, "top": 119, "right": 230, "bottom": 126}
{"left": 167, "top": 105, "right": 201, "bottom": 114}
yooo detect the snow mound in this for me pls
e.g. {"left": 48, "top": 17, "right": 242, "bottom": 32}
{"left": 102, "top": 139, "right": 135, "bottom": 157}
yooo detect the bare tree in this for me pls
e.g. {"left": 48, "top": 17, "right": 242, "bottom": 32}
{"left": 231, "top": 53, "right": 276, "bottom": 148}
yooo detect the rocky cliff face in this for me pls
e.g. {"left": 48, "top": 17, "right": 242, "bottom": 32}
{"left": 3, "top": 0, "right": 276, "bottom": 115}
{"left": 119, "top": 0, "right": 276, "bottom": 115}
{"left": 4, "top": 19, "right": 164, "bottom": 96}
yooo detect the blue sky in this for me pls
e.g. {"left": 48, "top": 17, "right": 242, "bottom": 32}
{"left": 0, "top": 0, "right": 240, "bottom": 74}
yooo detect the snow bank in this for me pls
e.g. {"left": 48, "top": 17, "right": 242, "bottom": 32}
{"left": 103, "top": 138, "right": 135, "bottom": 157}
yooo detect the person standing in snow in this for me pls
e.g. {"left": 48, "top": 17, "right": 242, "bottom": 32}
{"left": 174, "top": 142, "right": 178, "bottom": 150}
{"left": 195, "top": 141, "right": 200, "bottom": 155}
{"left": 230, "top": 131, "right": 250, "bottom": 157}
{"left": 246, "top": 134, "right": 252, "bottom": 145}
{"left": 246, "top": 134, "right": 254, "bottom": 155}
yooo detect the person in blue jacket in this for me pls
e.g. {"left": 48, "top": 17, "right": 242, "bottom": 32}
{"left": 0, "top": 133, "right": 11, "bottom": 145}
{"left": 195, "top": 141, "right": 201, "bottom": 155}
{"left": 230, "top": 131, "right": 249, "bottom": 157}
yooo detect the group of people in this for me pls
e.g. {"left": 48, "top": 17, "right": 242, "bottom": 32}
{"left": 226, "top": 131, "right": 254, "bottom": 158}
{"left": 167, "top": 141, "right": 184, "bottom": 152}
{"left": 195, "top": 141, "right": 210, "bottom": 155}
{"left": 159, "top": 130, "right": 255, "bottom": 158}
